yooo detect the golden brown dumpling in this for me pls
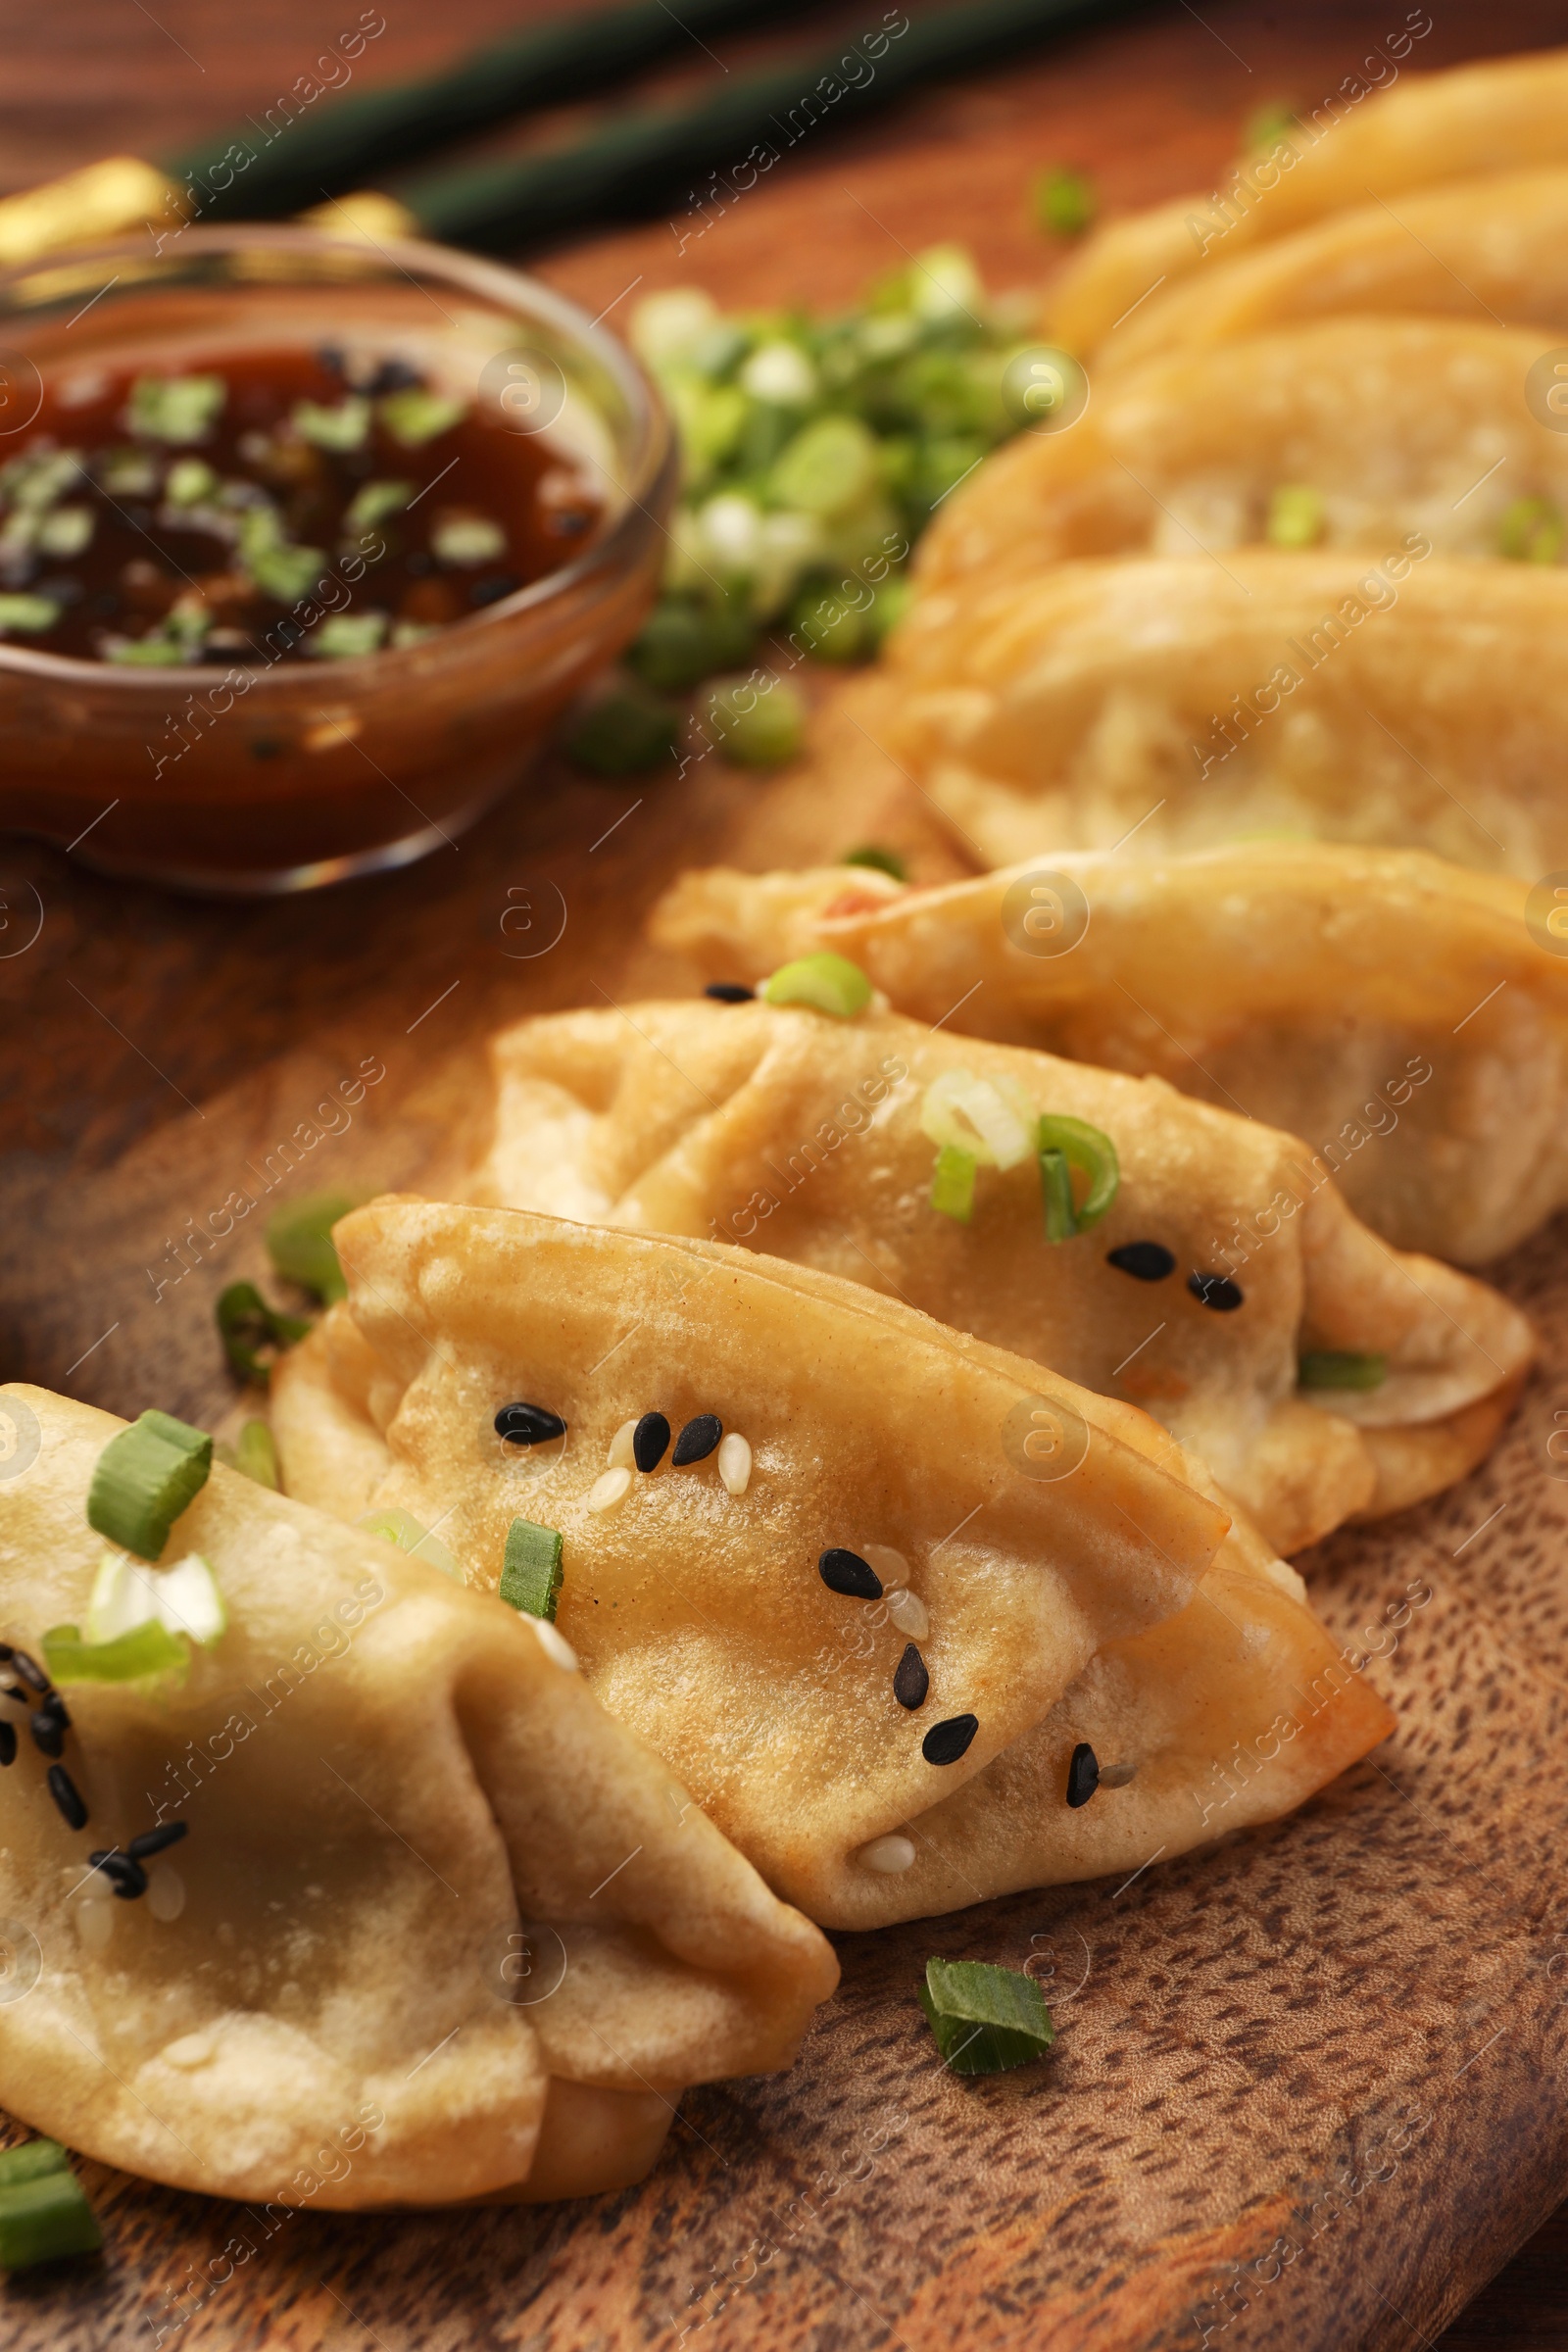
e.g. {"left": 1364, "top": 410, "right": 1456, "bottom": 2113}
{"left": 0, "top": 1385, "right": 835, "bottom": 2207}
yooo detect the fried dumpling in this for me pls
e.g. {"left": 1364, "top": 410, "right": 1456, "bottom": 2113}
{"left": 917, "top": 319, "right": 1568, "bottom": 597}
{"left": 652, "top": 848, "right": 1568, "bottom": 1266}
{"left": 1102, "top": 169, "right": 1568, "bottom": 369}
{"left": 853, "top": 553, "right": 1568, "bottom": 875}
{"left": 0, "top": 1385, "right": 835, "bottom": 2207}
{"left": 272, "top": 1202, "right": 1393, "bottom": 1928}
{"left": 458, "top": 1003, "right": 1531, "bottom": 1553}
{"left": 1047, "top": 47, "right": 1568, "bottom": 360}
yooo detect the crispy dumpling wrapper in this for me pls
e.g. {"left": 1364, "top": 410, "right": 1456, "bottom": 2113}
{"left": 918, "top": 319, "right": 1568, "bottom": 597}
{"left": 1102, "top": 168, "right": 1568, "bottom": 368}
{"left": 853, "top": 553, "right": 1568, "bottom": 876}
{"left": 459, "top": 1003, "right": 1531, "bottom": 1553}
{"left": 1046, "top": 47, "right": 1568, "bottom": 359}
{"left": 274, "top": 1205, "right": 1393, "bottom": 1928}
{"left": 653, "top": 850, "right": 1568, "bottom": 1267}
{"left": 0, "top": 1385, "right": 835, "bottom": 2209}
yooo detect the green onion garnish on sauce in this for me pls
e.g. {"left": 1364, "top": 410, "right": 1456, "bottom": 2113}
{"left": 86, "top": 1410, "right": 212, "bottom": 1561}
{"left": 0, "top": 2144, "right": 100, "bottom": 2270}
{"left": 126, "top": 372, "right": 225, "bottom": 445}
{"left": 265, "top": 1191, "right": 356, "bottom": 1302}
{"left": 42, "top": 1619, "right": 191, "bottom": 1689}
{"left": 930, "top": 1144, "right": 978, "bottom": 1224}
{"left": 216, "top": 1281, "right": 312, "bottom": 1385}
{"left": 1298, "top": 1349, "right": 1388, "bottom": 1392}
{"left": 291, "top": 395, "right": 371, "bottom": 452}
{"left": 500, "top": 1518, "right": 564, "bottom": 1621}
{"left": 1035, "top": 1115, "right": 1119, "bottom": 1242}
{"left": 378, "top": 388, "right": 466, "bottom": 447}
{"left": 762, "top": 952, "right": 873, "bottom": 1019}
{"left": 918, "top": 1957, "right": 1054, "bottom": 2076}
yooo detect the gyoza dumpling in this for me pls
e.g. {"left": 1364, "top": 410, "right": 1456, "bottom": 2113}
{"left": 1104, "top": 169, "right": 1568, "bottom": 369}
{"left": 1047, "top": 47, "right": 1568, "bottom": 360}
{"left": 652, "top": 848, "right": 1568, "bottom": 1266}
{"left": 850, "top": 554, "right": 1568, "bottom": 874}
{"left": 458, "top": 1003, "right": 1531, "bottom": 1554}
{"left": 272, "top": 1202, "right": 1394, "bottom": 1928}
{"left": 917, "top": 320, "right": 1568, "bottom": 597}
{"left": 0, "top": 1385, "right": 835, "bottom": 2207}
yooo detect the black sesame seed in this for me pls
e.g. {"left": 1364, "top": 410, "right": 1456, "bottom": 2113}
{"left": 47, "top": 1765, "right": 87, "bottom": 1831}
{"left": 633, "top": 1412, "right": 670, "bottom": 1473}
{"left": 127, "top": 1821, "right": 188, "bottom": 1862}
{"left": 88, "top": 1850, "right": 148, "bottom": 1900}
{"left": 11, "top": 1651, "right": 49, "bottom": 1695}
{"left": 0, "top": 1644, "right": 13, "bottom": 1663}
{"left": 819, "top": 1548, "right": 883, "bottom": 1600}
{"left": 893, "top": 1644, "right": 929, "bottom": 1710}
{"left": 672, "top": 1414, "right": 722, "bottom": 1466}
{"left": 368, "top": 357, "right": 421, "bottom": 396}
{"left": 468, "top": 573, "right": 521, "bottom": 609}
{"left": 495, "top": 1401, "right": 567, "bottom": 1446}
{"left": 1106, "top": 1241, "right": 1176, "bottom": 1283}
{"left": 29, "top": 1711, "right": 64, "bottom": 1760}
{"left": 0, "top": 1723, "right": 15, "bottom": 1767}
{"left": 1066, "top": 1740, "right": 1100, "bottom": 1808}
{"left": 704, "top": 983, "right": 755, "bottom": 1004}
{"left": 1188, "top": 1271, "right": 1245, "bottom": 1312}
{"left": 40, "top": 1691, "right": 69, "bottom": 1727}
{"left": 922, "top": 1714, "right": 979, "bottom": 1767}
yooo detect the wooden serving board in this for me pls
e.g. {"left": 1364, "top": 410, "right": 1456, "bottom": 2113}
{"left": 4, "top": 3, "right": 1568, "bottom": 2344}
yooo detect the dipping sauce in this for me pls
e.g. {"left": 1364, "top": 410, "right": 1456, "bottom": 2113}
{"left": 0, "top": 348, "right": 603, "bottom": 665}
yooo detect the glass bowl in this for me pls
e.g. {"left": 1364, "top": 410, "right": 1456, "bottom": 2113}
{"left": 0, "top": 226, "right": 676, "bottom": 892}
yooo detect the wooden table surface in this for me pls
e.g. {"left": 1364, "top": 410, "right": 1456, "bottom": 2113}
{"left": 3, "top": 1, "right": 1568, "bottom": 2344}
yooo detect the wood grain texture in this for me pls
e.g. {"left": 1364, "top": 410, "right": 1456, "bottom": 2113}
{"left": 0, "top": 1, "right": 1565, "bottom": 2344}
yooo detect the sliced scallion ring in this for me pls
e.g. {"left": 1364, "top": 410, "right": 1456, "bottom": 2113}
{"left": 918, "top": 1957, "right": 1054, "bottom": 2076}
{"left": 1039, "top": 1147, "right": 1076, "bottom": 1244}
{"left": 42, "top": 1620, "right": 191, "bottom": 1688}
{"left": 0, "top": 2142, "right": 70, "bottom": 2190}
{"left": 86, "top": 1548, "right": 225, "bottom": 1647}
{"left": 357, "top": 1508, "right": 463, "bottom": 1581}
{"left": 761, "top": 952, "right": 872, "bottom": 1019}
{"left": 1298, "top": 1349, "right": 1388, "bottom": 1392}
{"left": 499, "top": 1518, "right": 564, "bottom": 1621}
{"left": 920, "top": 1069, "right": 1036, "bottom": 1171}
{"left": 216, "top": 1419, "right": 279, "bottom": 1489}
{"left": 1035, "top": 1115, "right": 1119, "bottom": 1240}
{"left": 216, "top": 1282, "right": 312, "bottom": 1385}
{"left": 0, "top": 2157, "right": 101, "bottom": 2269}
{"left": 930, "top": 1144, "right": 978, "bottom": 1224}
{"left": 265, "top": 1192, "right": 356, "bottom": 1303}
{"left": 86, "top": 1411, "right": 212, "bottom": 1561}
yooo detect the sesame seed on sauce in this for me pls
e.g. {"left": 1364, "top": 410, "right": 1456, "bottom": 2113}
{"left": 495, "top": 1401, "right": 567, "bottom": 1446}
{"left": 1066, "top": 1741, "right": 1101, "bottom": 1808}
{"left": 633, "top": 1412, "right": 670, "bottom": 1473}
{"left": 1107, "top": 1241, "right": 1176, "bottom": 1283}
{"left": 47, "top": 1764, "right": 87, "bottom": 1831}
{"left": 893, "top": 1645, "right": 929, "bottom": 1710}
{"left": 672, "top": 1414, "right": 722, "bottom": 1466}
{"left": 1188, "top": 1271, "right": 1245, "bottom": 1312}
{"left": 922, "top": 1714, "right": 978, "bottom": 1767}
{"left": 704, "top": 983, "right": 755, "bottom": 1004}
{"left": 819, "top": 1548, "right": 883, "bottom": 1600}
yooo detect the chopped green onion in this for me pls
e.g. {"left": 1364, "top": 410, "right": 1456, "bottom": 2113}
{"left": 357, "top": 1508, "right": 463, "bottom": 1580}
{"left": 97, "top": 447, "right": 158, "bottom": 498}
{"left": 215, "top": 1281, "right": 312, "bottom": 1385}
{"left": 1499, "top": 495, "right": 1564, "bottom": 564}
{"left": 627, "top": 594, "right": 755, "bottom": 692}
{"left": 377, "top": 388, "right": 466, "bottom": 447}
{"left": 0, "top": 2159, "right": 101, "bottom": 2269}
{"left": 1298, "top": 1349, "right": 1388, "bottom": 1392}
{"left": 842, "top": 845, "right": 906, "bottom": 880}
{"left": 1036, "top": 1115, "right": 1120, "bottom": 1240}
{"left": 165, "top": 457, "right": 217, "bottom": 506}
{"left": 309, "top": 612, "right": 389, "bottom": 660}
{"left": 86, "top": 1411, "right": 212, "bottom": 1561}
{"left": 769, "top": 416, "right": 880, "bottom": 519}
{"left": 921, "top": 1069, "right": 1037, "bottom": 1171}
{"left": 1266, "top": 484, "right": 1325, "bottom": 549}
{"left": 126, "top": 372, "right": 224, "bottom": 444}
{"left": 865, "top": 578, "right": 913, "bottom": 646}
{"left": 152, "top": 1553, "right": 226, "bottom": 1644}
{"left": 265, "top": 1191, "right": 354, "bottom": 1303}
{"left": 930, "top": 1143, "right": 978, "bottom": 1223}
{"left": 36, "top": 506, "right": 93, "bottom": 557}
{"left": 247, "top": 537, "right": 328, "bottom": 605}
{"left": 702, "top": 673, "right": 807, "bottom": 768}
{"left": 105, "top": 620, "right": 205, "bottom": 666}
{"left": 345, "top": 477, "right": 415, "bottom": 532}
{"left": 738, "top": 339, "right": 818, "bottom": 407}
{"left": 216, "top": 1419, "right": 279, "bottom": 1489}
{"left": 918, "top": 1957, "right": 1054, "bottom": 2076}
{"left": 4, "top": 449, "right": 83, "bottom": 511}
{"left": 786, "top": 585, "right": 867, "bottom": 663}
{"left": 1246, "top": 100, "right": 1301, "bottom": 152}
{"left": 762, "top": 951, "right": 873, "bottom": 1018}
{"left": 431, "top": 514, "right": 507, "bottom": 566}
{"left": 630, "top": 287, "right": 720, "bottom": 368}
{"left": 564, "top": 679, "right": 679, "bottom": 775}
{"left": 43, "top": 1619, "right": 190, "bottom": 1688}
{"left": 86, "top": 1545, "right": 224, "bottom": 1646}
{"left": 1033, "top": 168, "right": 1097, "bottom": 237}
{"left": 291, "top": 395, "right": 370, "bottom": 451}
{"left": 0, "top": 2141, "right": 70, "bottom": 2189}
{"left": 500, "top": 1518, "right": 564, "bottom": 1620}
{"left": 0, "top": 594, "right": 61, "bottom": 634}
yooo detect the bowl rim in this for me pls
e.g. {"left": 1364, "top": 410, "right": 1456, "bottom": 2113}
{"left": 0, "top": 221, "right": 672, "bottom": 693}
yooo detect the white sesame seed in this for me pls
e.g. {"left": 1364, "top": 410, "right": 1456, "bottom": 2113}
{"left": 609, "top": 1418, "right": 638, "bottom": 1470}
{"left": 531, "top": 1618, "right": 579, "bottom": 1671}
{"left": 885, "top": 1588, "right": 929, "bottom": 1641}
{"left": 862, "top": 1543, "right": 909, "bottom": 1587}
{"left": 587, "top": 1466, "right": 632, "bottom": 1514}
{"left": 717, "top": 1432, "right": 752, "bottom": 1495}
{"left": 857, "top": 1834, "right": 916, "bottom": 1875}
